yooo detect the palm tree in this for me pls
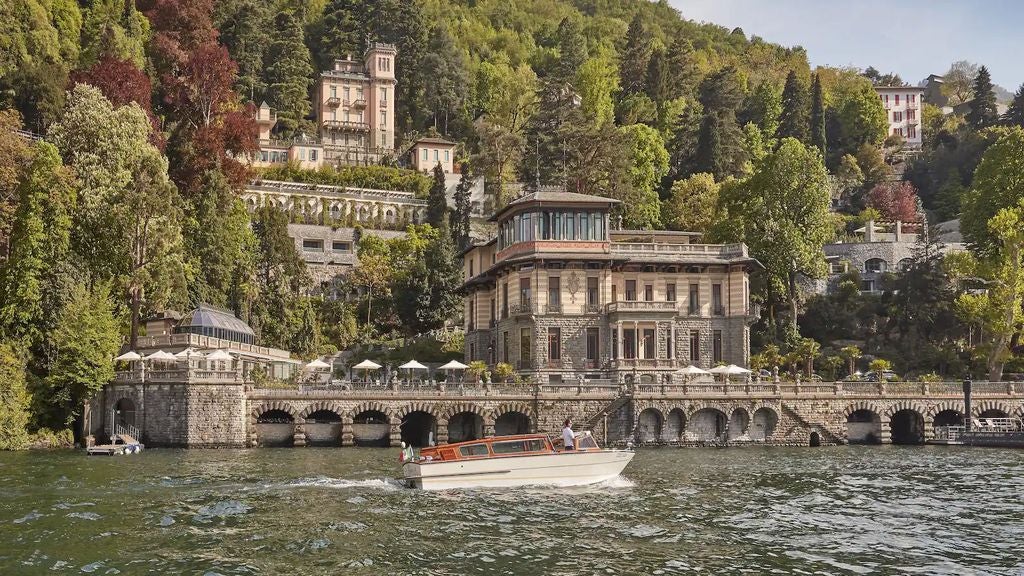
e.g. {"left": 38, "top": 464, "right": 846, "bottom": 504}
{"left": 839, "top": 345, "right": 862, "bottom": 378}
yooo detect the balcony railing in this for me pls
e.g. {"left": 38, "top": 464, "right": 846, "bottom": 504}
{"left": 326, "top": 96, "right": 341, "bottom": 107}
{"left": 713, "top": 305, "right": 726, "bottom": 316}
{"left": 351, "top": 98, "right": 367, "bottom": 108}
{"left": 322, "top": 120, "right": 370, "bottom": 132}
{"left": 585, "top": 303, "right": 601, "bottom": 314}
{"left": 606, "top": 301, "right": 677, "bottom": 313}
{"left": 610, "top": 242, "right": 748, "bottom": 258}
{"left": 509, "top": 300, "right": 533, "bottom": 316}
{"left": 545, "top": 302, "right": 562, "bottom": 314}
{"left": 379, "top": 99, "right": 388, "bottom": 108}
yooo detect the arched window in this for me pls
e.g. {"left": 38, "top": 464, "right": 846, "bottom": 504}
{"left": 864, "top": 258, "right": 888, "bottom": 273}
{"left": 897, "top": 258, "right": 914, "bottom": 272}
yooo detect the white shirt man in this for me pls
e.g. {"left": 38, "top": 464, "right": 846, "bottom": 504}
{"left": 562, "top": 419, "right": 576, "bottom": 450}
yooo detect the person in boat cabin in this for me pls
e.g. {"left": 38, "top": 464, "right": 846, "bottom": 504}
{"left": 562, "top": 418, "right": 576, "bottom": 451}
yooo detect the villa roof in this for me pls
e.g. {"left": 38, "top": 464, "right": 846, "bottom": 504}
{"left": 414, "top": 137, "right": 456, "bottom": 146}
{"left": 490, "top": 189, "right": 620, "bottom": 221}
{"left": 178, "top": 304, "right": 255, "bottom": 337}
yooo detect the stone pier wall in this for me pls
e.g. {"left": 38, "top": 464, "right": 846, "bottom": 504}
{"left": 99, "top": 380, "right": 1024, "bottom": 448}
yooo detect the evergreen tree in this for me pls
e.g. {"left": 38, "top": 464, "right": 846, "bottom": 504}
{"left": 665, "top": 31, "right": 698, "bottom": 100}
{"left": 966, "top": 65, "right": 998, "bottom": 129}
{"left": 214, "top": 0, "right": 271, "bottom": 102}
{"left": 312, "top": 0, "right": 363, "bottom": 70}
{"left": 691, "top": 67, "right": 746, "bottom": 180}
{"left": 264, "top": 9, "right": 313, "bottom": 135}
{"left": 809, "top": 73, "right": 826, "bottom": 153}
{"left": 452, "top": 162, "right": 473, "bottom": 248}
{"left": 619, "top": 13, "right": 652, "bottom": 95}
{"left": 645, "top": 48, "right": 668, "bottom": 104}
{"left": 424, "top": 214, "right": 462, "bottom": 329}
{"left": 1002, "top": 83, "right": 1024, "bottom": 128}
{"left": 427, "top": 162, "right": 448, "bottom": 227}
{"left": 556, "top": 17, "right": 587, "bottom": 86}
{"left": 778, "top": 70, "right": 809, "bottom": 143}
{"left": 421, "top": 25, "right": 470, "bottom": 134}
{"left": 0, "top": 343, "right": 31, "bottom": 450}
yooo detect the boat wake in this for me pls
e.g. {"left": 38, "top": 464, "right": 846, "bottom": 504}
{"left": 283, "top": 476, "right": 404, "bottom": 491}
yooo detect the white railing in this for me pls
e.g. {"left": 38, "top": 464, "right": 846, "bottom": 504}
{"left": 610, "top": 243, "right": 748, "bottom": 257}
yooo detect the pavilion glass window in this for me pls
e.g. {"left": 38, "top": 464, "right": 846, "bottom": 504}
{"left": 580, "top": 213, "right": 590, "bottom": 240}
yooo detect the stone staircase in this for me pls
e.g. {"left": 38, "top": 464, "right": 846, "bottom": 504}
{"left": 583, "top": 395, "right": 633, "bottom": 445}
{"left": 781, "top": 403, "right": 845, "bottom": 445}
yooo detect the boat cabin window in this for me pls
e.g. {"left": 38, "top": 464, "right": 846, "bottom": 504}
{"left": 459, "top": 444, "right": 490, "bottom": 457}
{"left": 492, "top": 439, "right": 547, "bottom": 454}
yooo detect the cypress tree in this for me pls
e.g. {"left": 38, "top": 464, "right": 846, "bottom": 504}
{"left": 778, "top": 70, "right": 809, "bottom": 143}
{"left": 452, "top": 162, "right": 473, "bottom": 248}
{"left": 1002, "top": 83, "right": 1024, "bottom": 128}
{"left": 264, "top": 9, "right": 313, "bottom": 135}
{"left": 644, "top": 48, "right": 668, "bottom": 103}
{"left": 427, "top": 162, "right": 448, "bottom": 227}
{"left": 665, "top": 31, "right": 697, "bottom": 99}
{"left": 966, "top": 65, "right": 998, "bottom": 129}
{"left": 809, "top": 73, "right": 826, "bottom": 153}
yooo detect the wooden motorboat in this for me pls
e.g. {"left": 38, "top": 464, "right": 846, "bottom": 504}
{"left": 400, "top": 432, "right": 634, "bottom": 490}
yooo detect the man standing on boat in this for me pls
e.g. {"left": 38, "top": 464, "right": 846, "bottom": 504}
{"left": 562, "top": 418, "right": 576, "bottom": 451}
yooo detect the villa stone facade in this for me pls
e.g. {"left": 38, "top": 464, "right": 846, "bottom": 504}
{"left": 460, "top": 189, "right": 760, "bottom": 385}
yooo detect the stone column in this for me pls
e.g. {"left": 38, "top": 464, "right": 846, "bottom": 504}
{"left": 923, "top": 417, "right": 935, "bottom": 442}
{"left": 669, "top": 323, "right": 676, "bottom": 361}
{"left": 878, "top": 421, "right": 892, "bottom": 444}
{"left": 293, "top": 423, "right": 307, "bottom": 447}
{"left": 617, "top": 321, "right": 624, "bottom": 360}
{"left": 483, "top": 419, "right": 495, "bottom": 438}
{"left": 340, "top": 416, "right": 353, "bottom": 447}
{"left": 389, "top": 421, "right": 402, "bottom": 447}
{"left": 436, "top": 419, "right": 449, "bottom": 445}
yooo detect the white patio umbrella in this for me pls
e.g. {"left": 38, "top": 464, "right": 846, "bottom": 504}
{"left": 353, "top": 359, "right": 382, "bottom": 383}
{"left": 398, "top": 359, "right": 428, "bottom": 384}
{"left": 114, "top": 350, "right": 141, "bottom": 362}
{"left": 174, "top": 347, "right": 205, "bottom": 359}
{"left": 707, "top": 365, "right": 731, "bottom": 374}
{"left": 306, "top": 358, "right": 331, "bottom": 370}
{"left": 677, "top": 365, "right": 709, "bottom": 375}
{"left": 206, "top": 349, "right": 234, "bottom": 361}
{"left": 724, "top": 364, "right": 752, "bottom": 375}
{"left": 144, "top": 350, "right": 176, "bottom": 361}
{"left": 438, "top": 359, "right": 469, "bottom": 383}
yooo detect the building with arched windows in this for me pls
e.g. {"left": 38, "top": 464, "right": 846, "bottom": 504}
{"left": 461, "top": 188, "right": 761, "bottom": 385}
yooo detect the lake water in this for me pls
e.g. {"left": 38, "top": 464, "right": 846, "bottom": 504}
{"left": 2, "top": 446, "right": 1024, "bottom": 575}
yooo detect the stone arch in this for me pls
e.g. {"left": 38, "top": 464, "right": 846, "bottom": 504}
{"left": 883, "top": 401, "right": 928, "bottom": 420}
{"left": 493, "top": 403, "right": 533, "bottom": 436}
{"left": 636, "top": 408, "right": 663, "bottom": 443}
{"left": 442, "top": 403, "right": 486, "bottom": 421}
{"left": 846, "top": 403, "right": 882, "bottom": 444}
{"left": 728, "top": 408, "right": 750, "bottom": 441}
{"left": 299, "top": 401, "right": 345, "bottom": 421}
{"left": 664, "top": 408, "right": 685, "bottom": 442}
{"left": 897, "top": 258, "right": 914, "bottom": 272}
{"left": 492, "top": 402, "right": 534, "bottom": 420}
{"left": 251, "top": 401, "right": 299, "bottom": 422}
{"left": 750, "top": 407, "right": 778, "bottom": 441}
{"left": 864, "top": 258, "right": 887, "bottom": 273}
{"left": 687, "top": 407, "right": 727, "bottom": 442}
{"left": 974, "top": 400, "right": 1012, "bottom": 419}
{"left": 809, "top": 431, "right": 822, "bottom": 447}
{"left": 347, "top": 401, "right": 396, "bottom": 422}
{"left": 889, "top": 406, "right": 925, "bottom": 445}
{"left": 113, "top": 397, "right": 137, "bottom": 429}
{"left": 926, "top": 400, "right": 964, "bottom": 419}
{"left": 399, "top": 403, "right": 439, "bottom": 448}
{"left": 843, "top": 401, "right": 883, "bottom": 420}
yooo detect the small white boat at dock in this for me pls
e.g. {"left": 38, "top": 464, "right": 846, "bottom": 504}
{"left": 400, "top": 431, "right": 633, "bottom": 490}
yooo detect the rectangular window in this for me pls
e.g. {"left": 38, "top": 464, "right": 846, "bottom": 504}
{"left": 302, "top": 239, "right": 323, "bottom": 251}
{"left": 586, "top": 277, "right": 599, "bottom": 307}
{"left": 422, "top": 148, "right": 428, "bottom": 161}
{"left": 299, "top": 148, "right": 306, "bottom": 161}
{"left": 611, "top": 284, "right": 617, "bottom": 303}
{"left": 712, "top": 284, "right": 723, "bottom": 315}
{"left": 666, "top": 283, "right": 676, "bottom": 302}
{"left": 643, "top": 329, "right": 655, "bottom": 359}
{"left": 689, "top": 283, "right": 700, "bottom": 314}
{"left": 623, "top": 329, "right": 636, "bottom": 359}
{"left": 332, "top": 241, "right": 351, "bottom": 252}
{"left": 519, "top": 278, "right": 531, "bottom": 307}
{"left": 330, "top": 85, "right": 337, "bottom": 97}
{"left": 713, "top": 330, "right": 723, "bottom": 363}
{"left": 434, "top": 150, "right": 439, "bottom": 161}
{"left": 586, "top": 327, "right": 599, "bottom": 361}
{"left": 690, "top": 330, "right": 700, "bottom": 363}
{"left": 908, "top": 125, "right": 917, "bottom": 138}
{"left": 310, "top": 150, "right": 318, "bottom": 162}
{"left": 907, "top": 109, "right": 916, "bottom": 121}
{"left": 502, "top": 283, "right": 509, "bottom": 317}
{"left": 548, "top": 276, "right": 560, "bottom": 307}
{"left": 520, "top": 328, "right": 532, "bottom": 364}
{"left": 567, "top": 213, "right": 576, "bottom": 240}
{"left": 381, "top": 87, "right": 387, "bottom": 101}
{"left": 895, "top": 94, "right": 900, "bottom": 105}
{"left": 625, "top": 280, "right": 637, "bottom": 301}
{"left": 910, "top": 93, "right": 916, "bottom": 103}
{"left": 468, "top": 300, "right": 475, "bottom": 331}
{"left": 502, "top": 331, "right": 509, "bottom": 362}
{"left": 548, "top": 327, "right": 561, "bottom": 360}
{"left": 469, "top": 260, "right": 474, "bottom": 277}
{"left": 445, "top": 150, "right": 450, "bottom": 162}
{"left": 644, "top": 284, "right": 653, "bottom": 302}
{"left": 611, "top": 329, "right": 618, "bottom": 360}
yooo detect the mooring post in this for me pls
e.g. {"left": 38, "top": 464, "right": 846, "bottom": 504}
{"left": 963, "top": 377, "right": 972, "bottom": 432}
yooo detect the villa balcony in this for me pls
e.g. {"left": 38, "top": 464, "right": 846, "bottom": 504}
{"left": 544, "top": 303, "right": 562, "bottom": 314}
{"left": 322, "top": 120, "right": 370, "bottom": 132}
{"left": 509, "top": 300, "right": 533, "bottom": 316}
{"left": 379, "top": 99, "right": 389, "bottom": 108}
{"left": 351, "top": 98, "right": 367, "bottom": 108}
{"left": 326, "top": 96, "right": 341, "bottom": 107}
{"left": 605, "top": 301, "right": 678, "bottom": 314}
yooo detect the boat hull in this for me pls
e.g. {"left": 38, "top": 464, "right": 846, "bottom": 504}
{"left": 403, "top": 450, "right": 634, "bottom": 490}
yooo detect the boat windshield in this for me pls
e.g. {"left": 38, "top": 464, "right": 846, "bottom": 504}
{"left": 576, "top": 432, "right": 599, "bottom": 450}
{"left": 492, "top": 438, "right": 547, "bottom": 454}
{"left": 459, "top": 444, "right": 490, "bottom": 457}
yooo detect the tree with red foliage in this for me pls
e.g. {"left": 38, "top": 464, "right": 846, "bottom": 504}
{"left": 70, "top": 56, "right": 165, "bottom": 148}
{"left": 866, "top": 180, "right": 921, "bottom": 222}
{"left": 144, "top": 0, "right": 218, "bottom": 74}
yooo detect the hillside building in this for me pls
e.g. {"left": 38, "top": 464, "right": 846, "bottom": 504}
{"left": 875, "top": 86, "right": 925, "bottom": 148}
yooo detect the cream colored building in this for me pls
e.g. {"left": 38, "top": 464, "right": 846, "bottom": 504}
{"left": 316, "top": 43, "right": 397, "bottom": 166}
{"left": 461, "top": 189, "right": 761, "bottom": 385}
{"left": 409, "top": 137, "right": 456, "bottom": 174}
